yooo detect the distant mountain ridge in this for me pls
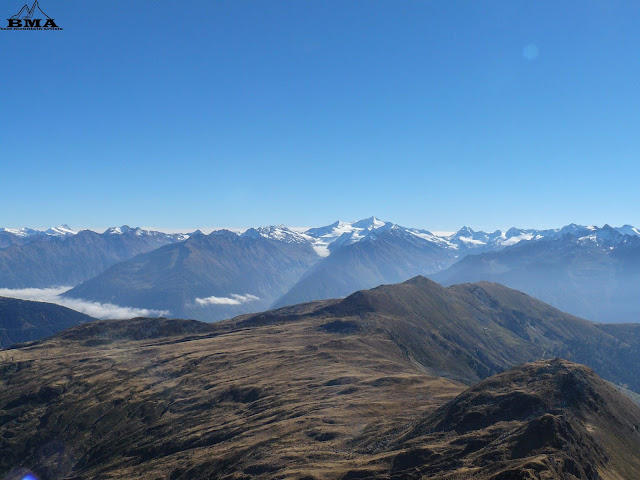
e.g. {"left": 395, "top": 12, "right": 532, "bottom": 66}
{"left": 4, "top": 218, "right": 640, "bottom": 323}
{"left": 272, "top": 225, "right": 458, "bottom": 308}
{"left": 433, "top": 224, "right": 640, "bottom": 323}
{"left": 4, "top": 219, "right": 637, "bottom": 253}
{"left": 0, "top": 226, "right": 190, "bottom": 288}
{"left": 64, "top": 229, "right": 320, "bottom": 321}
{"left": 273, "top": 219, "right": 640, "bottom": 311}
{"left": 246, "top": 217, "right": 640, "bottom": 258}
{"left": 0, "top": 224, "right": 76, "bottom": 249}
{"left": 0, "top": 225, "right": 191, "bottom": 248}
{"left": 0, "top": 224, "right": 76, "bottom": 238}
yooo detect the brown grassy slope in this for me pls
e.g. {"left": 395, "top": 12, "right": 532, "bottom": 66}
{"left": 3, "top": 324, "right": 640, "bottom": 479}
{"left": 0, "top": 315, "right": 462, "bottom": 480}
{"left": 3, "top": 278, "right": 640, "bottom": 479}
{"left": 231, "top": 277, "right": 640, "bottom": 392}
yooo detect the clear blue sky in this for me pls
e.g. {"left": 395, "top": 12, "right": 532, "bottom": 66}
{"left": 1, "top": 0, "right": 639, "bottom": 232}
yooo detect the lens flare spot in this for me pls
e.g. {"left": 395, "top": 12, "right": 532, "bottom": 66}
{"left": 523, "top": 43, "right": 539, "bottom": 61}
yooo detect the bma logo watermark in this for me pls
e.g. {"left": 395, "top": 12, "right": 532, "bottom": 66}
{"left": 2, "top": 0, "right": 62, "bottom": 30}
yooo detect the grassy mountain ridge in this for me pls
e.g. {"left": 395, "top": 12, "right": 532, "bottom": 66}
{"left": 0, "top": 311, "right": 464, "bottom": 479}
{"left": 239, "top": 276, "right": 640, "bottom": 391}
{"left": 381, "top": 359, "right": 640, "bottom": 479}
{"left": 3, "top": 278, "right": 640, "bottom": 478}
{"left": 0, "top": 297, "right": 95, "bottom": 348}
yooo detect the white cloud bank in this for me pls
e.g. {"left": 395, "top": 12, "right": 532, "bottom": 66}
{"left": 195, "top": 293, "right": 260, "bottom": 306}
{"left": 0, "top": 287, "right": 170, "bottom": 319}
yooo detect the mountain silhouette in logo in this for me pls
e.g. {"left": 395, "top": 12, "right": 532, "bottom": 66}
{"left": 10, "top": 0, "right": 50, "bottom": 20}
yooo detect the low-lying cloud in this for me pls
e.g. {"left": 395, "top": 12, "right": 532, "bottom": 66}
{"left": 0, "top": 287, "right": 170, "bottom": 319}
{"left": 195, "top": 293, "right": 260, "bottom": 306}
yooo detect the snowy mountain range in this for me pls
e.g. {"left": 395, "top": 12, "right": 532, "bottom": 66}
{"left": 0, "top": 224, "right": 77, "bottom": 238}
{"left": 3, "top": 219, "right": 638, "bottom": 254}
{"left": 0, "top": 224, "right": 76, "bottom": 248}
{"left": 433, "top": 224, "right": 640, "bottom": 323}
{"left": 239, "top": 217, "right": 640, "bottom": 257}
{"left": 0, "top": 225, "right": 193, "bottom": 250}
{"left": 2, "top": 218, "right": 640, "bottom": 323}
{"left": 0, "top": 226, "right": 190, "bottom": 288}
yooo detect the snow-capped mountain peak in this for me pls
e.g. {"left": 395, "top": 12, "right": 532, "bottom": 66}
{"left": 105, "top": 226, "right": 127, "bottom": 235}
{"left": 453, "top": 226, "right": 476, "bottom": 237}
{"left": 303, "top": 218, "right": 571, "bottom": 256}
{"left": 101, "top": 226, "right": 190, "bottom": 242}
{"left": 106, "top": 225, "right": 149, "bottom": 235}
{"left": 575, "top": 224, "right": 627, "bottom": 248}
{"left": 44, "top": 225, "right": 77, "bottom": 237}
{"left": 351, "top": 216, "right": 388, "bottom": 230}
{"left": 450, "top": 226, "right": 489, "bottom": 246}
{"left": 304, "top": 217, "right": 396, "bottom": 256}
{"left": 242, "top": 225, "right": 312, "bottom": 245}
{"left": 3, "top": 221, "right": 639, "bottom": 259}
{"left": 505, "top": 227, "right": 525, "bottom": 237}
{"left": 0, "top": 227, "right": 39, "bottom": 237}
{"left": 616, "top": 225, "right": 640, "bottom": 237}
{"left": 558, "top": 223, "right": 593, "bottom": 238}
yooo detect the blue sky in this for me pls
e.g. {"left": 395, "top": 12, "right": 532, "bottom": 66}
{"left": 1, "top": 0, "right": 639, "bottom": 232}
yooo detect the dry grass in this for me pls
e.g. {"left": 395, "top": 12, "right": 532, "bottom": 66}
{"left": 3, "top": 278, "right": 640, "bottom": 479}
{"left": 0, "top": 317, "right": 462, "bottom": 479}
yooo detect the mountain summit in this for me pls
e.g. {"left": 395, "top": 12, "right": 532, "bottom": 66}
{"left": 388, "top": 359, "right": 640, "bottom": 479}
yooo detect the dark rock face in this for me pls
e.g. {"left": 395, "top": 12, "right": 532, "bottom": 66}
{"left": 389, "top": 359, "right": 640, "bottom": 479}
